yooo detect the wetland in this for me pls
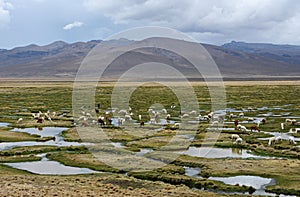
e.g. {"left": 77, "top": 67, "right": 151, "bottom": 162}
{"left": 0, "top": 81, "right": 299, "bottom": 196}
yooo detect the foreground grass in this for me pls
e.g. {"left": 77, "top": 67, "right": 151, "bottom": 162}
{"left": 0, "top": 173, "right": 221, "bottom": 197}
{"left": 0, "top": 164, "right": 33, "bottom": 175}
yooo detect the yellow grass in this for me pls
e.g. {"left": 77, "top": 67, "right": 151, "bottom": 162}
{"left": 0, "top": 173, "right": 222, "bottom": 197}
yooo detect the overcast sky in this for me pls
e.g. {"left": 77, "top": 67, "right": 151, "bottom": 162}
{"left": 0, "top": 0, "right": 300, "bottom": 49}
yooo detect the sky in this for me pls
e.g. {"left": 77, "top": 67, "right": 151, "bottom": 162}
{"left": 0, "top": 0, "right": 300, "bottom": 49}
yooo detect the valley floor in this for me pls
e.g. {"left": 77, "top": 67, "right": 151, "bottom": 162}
{"left": 0, "top": 80, "right": 299, "bottom": 196}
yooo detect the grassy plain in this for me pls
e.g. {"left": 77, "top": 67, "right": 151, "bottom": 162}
{"left": 0, "top": 80, "right": 299, "bottom": 196}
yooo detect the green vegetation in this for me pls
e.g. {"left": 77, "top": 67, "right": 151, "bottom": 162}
{"left": 0, "top": 128, "right": 54, "bottom": 142}
{"left": 173, "top": 155, "right": 300, "bottom": 195}
{"left": 0, "top": 164, "right": 33, "bottom": 175}
{"left": 0, "top": 82, "right": 299, "bottom": 196}
{"left": 0, "top": 155, "right": 41, "bottom": 163}
{"left": 0, "top": 145, "right": 88, "bottom": 157}
{"left": 46, "top": 151, "right": 121, "bottom": 173}
{"left": 128, "top": 170, "right": 255, "bottom": 194}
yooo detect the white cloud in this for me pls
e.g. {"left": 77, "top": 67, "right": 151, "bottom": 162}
{"left": 0, "top": 0, "right": 13, "bottom": 28}
{"left": 63, "top": 21, "right": 84, "bottom": 30}
{"left": 83, "top": 0, "right": 300, "bottom": 45}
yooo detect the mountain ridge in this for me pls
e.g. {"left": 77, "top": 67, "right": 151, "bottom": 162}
{"left": 1, "top": 39, "right": 299, "bottom": 79}
{"left": 223, "top": 41, "right": 300, "bottom": 65}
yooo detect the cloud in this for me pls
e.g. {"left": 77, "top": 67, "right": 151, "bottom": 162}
{"left": 83, "top": 0, "right": 300, "bottom": 45}
{"left": 63, "top": 21, "right": 84, "bottom": 30}
{"left": 0, "top": 0, "right": 13, "bottom": 28}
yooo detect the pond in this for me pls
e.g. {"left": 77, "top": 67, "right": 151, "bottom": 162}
{"left": 208, "top": 175, "right": 276, "bottom": 196}
{"left": 176, "top": 134, "right": 195, "bottom": 141}
{"left": 183, "top": 167, "right": 283, "bottom": 196}
{"left": 260, "top": 132, "right": 300, "bottom": 142}
{"left": 110, "top": 117, "right": 138, "bottom": 127}
{"left": 136, "top": 148, "right": 153, "bottom": 156}
{"left": 225, "top": 117, "right": 266, "bottom": 124}
{"left": 110, "top": 118, "right": 121, "bottom": 127}
{"left": 224, "top": 108, "right": 244, "bottom": 113}
{"left": 184, "top": 166, "right": 201, "bottom": 178}
{"left": 10, "top": 127, "right": 68, "bottom": 138}
{"left": 1, "top": 126, "right": 92, "bottom": 151}
{"left": 5, "top": 154, "right": 98, "bottom": 175}
{"left": 178, "top": 147, "right": 268, "bottom": 159}
{"left": 111, "top": 142, "right": 126, "bottom": 148}
{"left": 0, "top": 122, "right": 10, "bottom": 127}
{"left": 145, "top": 119, "right": 175, "bottom": 125}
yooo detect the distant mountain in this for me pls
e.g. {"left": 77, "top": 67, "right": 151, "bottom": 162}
{"left": 223, "top": 41, "right": 300, "bottom": 65}
{"left": 0, "top": 40, "right": 100, "bottom": 78}
{"left": 0, "top": 39, "right": 300, "bottom": 79}
{"left": 204, "top": 43, "right": 300, "bottom": 77}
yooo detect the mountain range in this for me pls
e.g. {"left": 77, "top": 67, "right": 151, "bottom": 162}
{"left": 0, "top": 39, "right": 300, "bottom": 80}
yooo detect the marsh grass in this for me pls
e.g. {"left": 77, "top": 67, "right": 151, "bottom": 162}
{"left": 0, "top": 145, "right": 88, "bottom": 157}
{"left": 0, "top": 128, "right": 54, "bottom": 142}
{"left": 0, "top": 173, "right": 219, "bottom": 196}
{"left": 128, "top": 170, "right": 254, "bottom": 194}
{"left": 174, "top": 155, "right": 300, "bottom": 195}
{"left": 47, "top": 151, "right": 123, "bottom": 173}
{"left": 0, "top": 164, "right": 33, "bottom": 175}
{"left": 0, "top": 155, "right": 41, "bottom": 163}
{"left": 0, "top": 82, "right": 300, "bottom": 195}
{"left": 61, "top": 128, "right": 81, "bottom": 142}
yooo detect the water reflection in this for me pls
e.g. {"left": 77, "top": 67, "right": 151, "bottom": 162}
{"left": 11, "top": 127, "right": 68, "bottom": 138}
{"left": 184, "top": 166, "right": 201, "bottom": 178}
{"left": 231, "top": 148, "right": 242, "bottom": 155}
{"left": 183, "top": 167, "right": 284, "bottom": 196}
{"left": 111, "top": 142, "right": 126, "bottom": 148}
{"left": 208, "top": 175, "right": 275, "bottom": 196}
{"left": 136, "top": 148, "right": 153, "bottom": 156}
{"left": 5, "top": 154, "right": 98, "bottom": 175}
{"left": 261, "top": 132, "right": 300, "bottom": 142}
{"left": 178, "top": 147, "right": 267, "bottom": 159}
{"left": 0, "top": 122, "right": 10, "bottom": 127}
